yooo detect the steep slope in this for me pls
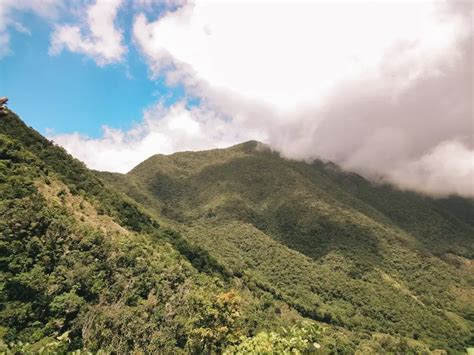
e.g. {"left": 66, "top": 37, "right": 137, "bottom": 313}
{"left": 101, "top": 140, "right": 474, "bottom": 352}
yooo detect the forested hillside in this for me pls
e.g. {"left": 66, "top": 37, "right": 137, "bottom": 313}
{"left": 102, "top": 141, "right": 474, "bottom": 352}
{"left": 1, "top": 110, "right": 473, "bottom": 353}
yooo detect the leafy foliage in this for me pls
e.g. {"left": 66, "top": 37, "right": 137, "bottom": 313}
{"left": 225, "top": 322, "right": 321, "bottom": 354}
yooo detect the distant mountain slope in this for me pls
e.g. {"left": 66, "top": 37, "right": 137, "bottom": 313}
{"left": 100, "top": 140, "right": 474, "bottom": 352}
{"left": 127, "top": 141, "right": 473, "bottom": 258}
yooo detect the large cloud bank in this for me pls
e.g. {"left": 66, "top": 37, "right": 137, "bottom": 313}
{"left": 51, "top": 0, "right": 473, "bottom": 197}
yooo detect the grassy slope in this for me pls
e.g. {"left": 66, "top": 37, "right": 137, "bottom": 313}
{"left": 100, "top": 140, "right": 474, "bottom": 351}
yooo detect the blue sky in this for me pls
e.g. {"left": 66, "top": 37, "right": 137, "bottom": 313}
{"left": 1, "top": 6, "right": 181, "bottom": 137}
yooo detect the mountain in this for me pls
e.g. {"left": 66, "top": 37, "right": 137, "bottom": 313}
{"left": 1, "top": 110, "right": 473, "bottom": 353}
{"left": 101, "top": 142, "right": 474, "bottom": 351}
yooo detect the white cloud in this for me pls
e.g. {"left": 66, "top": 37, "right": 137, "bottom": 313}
{"left": 0, "top": 0, "right": 62, "bottom": 58}
{"left": 133, "top": 0, "right": 464, "bottom": 110}
{"left": 49, "top": 101, "right": 263, "bottom": 172}
{"left": 49, "top": 0, "right": 126, "bottom": 66}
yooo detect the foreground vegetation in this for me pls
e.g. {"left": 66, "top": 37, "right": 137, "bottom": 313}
{"left": 1, "top": 111, "right": 473, "bottom": 353}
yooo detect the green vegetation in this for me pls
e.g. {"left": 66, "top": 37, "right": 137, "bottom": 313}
{"left": 0, "top": 113, "right": 281, "bottom": 352}
{"left": 225, "top": 322, "right": 322, "bottom": 354}
{"left": 1, "top": 111, "right": 473, "bottom": 353}
{"left": 104, "top": 141, "right": 474, "bottom": 352}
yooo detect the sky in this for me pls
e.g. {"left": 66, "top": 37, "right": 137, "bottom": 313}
{"left": 0, "top": 0, "right": 473, "bottom": 198}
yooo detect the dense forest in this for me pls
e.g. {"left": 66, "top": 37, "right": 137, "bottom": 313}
{"left": 1, "top": 110, "right": 473, "bottom": 353}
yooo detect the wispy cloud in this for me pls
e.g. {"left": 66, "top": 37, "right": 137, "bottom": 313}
{"left": 50, "top": 101, "right": 261, "bottom": 172}
{"left": 49, "top": 0, "right": 127, "bottom": 66}
{"left": 0, "top": 0, "right": 62, "bottom": 58}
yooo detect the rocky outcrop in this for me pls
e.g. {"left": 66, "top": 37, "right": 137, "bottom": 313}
{"left": 0, "top": 97, "right": 8, "bottom": 115}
